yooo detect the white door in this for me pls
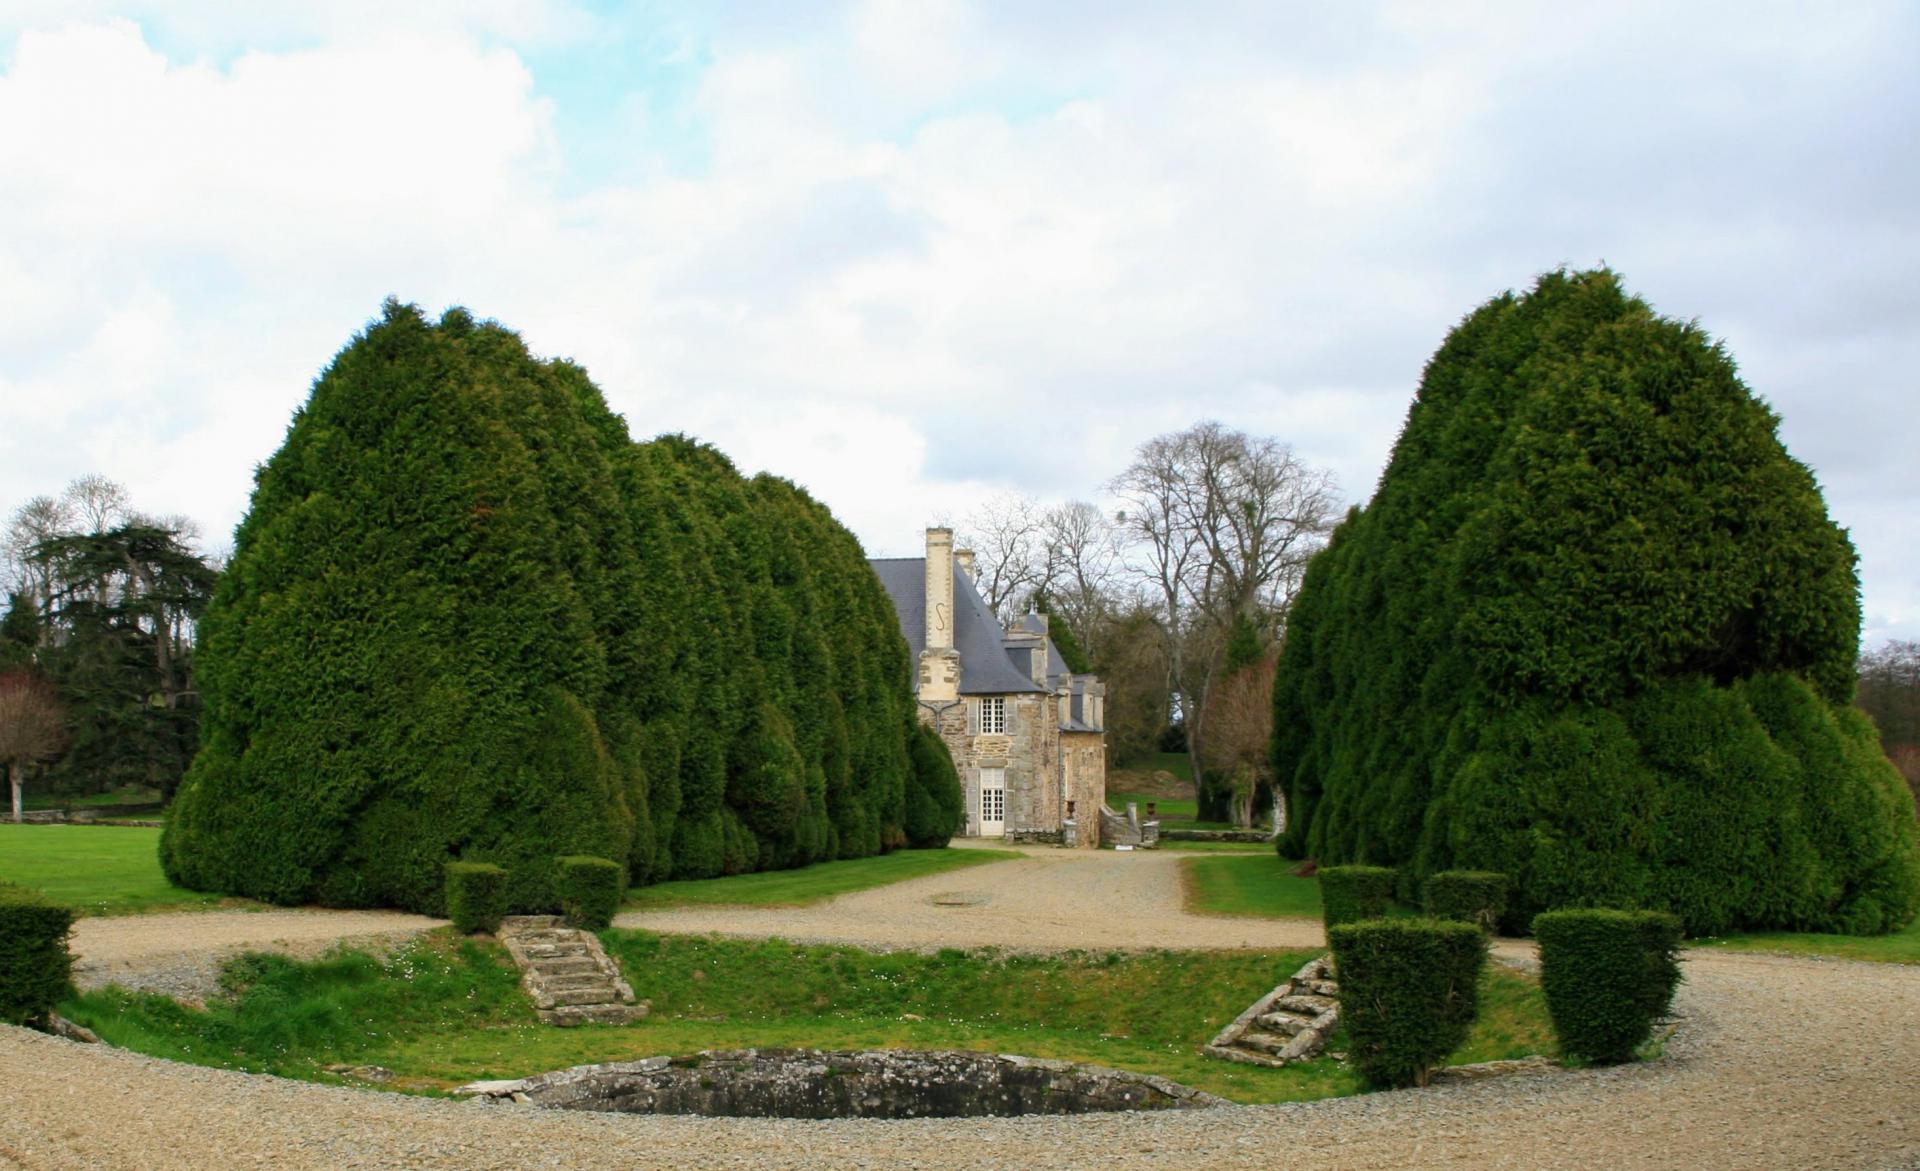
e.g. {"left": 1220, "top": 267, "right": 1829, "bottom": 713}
{"left": 979, "top": 767, "right": 1006, "bottom": 837}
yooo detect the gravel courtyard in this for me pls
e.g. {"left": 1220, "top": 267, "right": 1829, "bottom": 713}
{"left": 3, "top": 847, "right": 1916, "bottom": 1169}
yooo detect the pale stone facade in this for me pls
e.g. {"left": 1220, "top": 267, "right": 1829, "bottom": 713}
{"left": 871, "top": 529, "right": 1107, "bottom": 847}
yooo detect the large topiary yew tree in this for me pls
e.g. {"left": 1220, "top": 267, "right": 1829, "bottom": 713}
{"left": 1273, "top": 270, "right": 1919, "bottom": 936}
{"left": 162, "top": 302, "right": 956, "bottom": 913}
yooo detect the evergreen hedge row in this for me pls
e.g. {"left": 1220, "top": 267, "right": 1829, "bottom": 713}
{"left": 555, "top": 855, "right": 624, "bottom": 931}
{"left": 444, "top": 862, "right": 509, "bottom": 934}
{"left": 1425, "top": 870, "right": 1508, "bottom": 932}
{"left": 1534, "top": 908, "right": 1684, "bottom": 1064}
{"left": 1327, "top": 917, "right": 1487, "bottom": 1088}
{"left": 0, "top": 883, "right": 73, "bottom": 1027}
{"left": 1273, "top": 269, "right": 1920, "bottom": 936}
{"left": 1319, "top": 865, "right": 1396, "bottom": 929}
{"left": 162, "top": 302, "right": 962, "bottom": 913}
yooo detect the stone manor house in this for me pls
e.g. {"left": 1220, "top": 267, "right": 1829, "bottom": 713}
{"left": 870, "top": 528, "right": 1108, "bottom": 845}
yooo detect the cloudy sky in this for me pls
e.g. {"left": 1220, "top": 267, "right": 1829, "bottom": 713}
{"left": 1, "top": 1, "right": 1915, "bottom": 641}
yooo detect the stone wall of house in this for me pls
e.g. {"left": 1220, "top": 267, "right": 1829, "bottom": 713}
{"left": 1061, "top": 730, "right": 1105, "bottom": 849}
{"left": 924, "top": 693, "right": 1061, "bottom": 841}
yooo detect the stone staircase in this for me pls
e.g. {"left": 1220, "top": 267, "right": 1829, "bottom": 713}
{"left": 499, "top": 915, "right": 648, "bottom": 1027}
{"left": 1205, "top": 954, "right": 1339, "bottom": 1067}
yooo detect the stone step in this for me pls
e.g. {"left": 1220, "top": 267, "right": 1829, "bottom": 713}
{"left": 532, "top": 957, "right": 604, "bottom": 977}
{"left": 540, "top": 973, "right": 617, "bottom": 994}
{"left": 546, "top": 984, "right": 623, "bottom": 1007}
{"left": 539, "top": 1002, "right": 650, "bottom": 1028}
{"left": 1236, "top": 1032, "right": 1292, "bottom": 1056}
{"left": 1298, "top": 979, "right": 1340, "bottom": 998}
{"left": 1257, "top": 1012, "right": 1317, "bottom": 1036}
{"left": 1274, "top": 994, "right": 1338, "bottom": 1015}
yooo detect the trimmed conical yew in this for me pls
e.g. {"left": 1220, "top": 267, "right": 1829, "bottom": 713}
{"left": 1273, "top": 270, "right": 1919, "bottom": 935}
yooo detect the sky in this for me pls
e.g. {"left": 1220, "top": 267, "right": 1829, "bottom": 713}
{"left": 1, "top": 1, "right": 1915, "bottom": 642}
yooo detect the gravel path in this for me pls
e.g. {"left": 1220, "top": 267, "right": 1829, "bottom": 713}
{"left": 4, "top": 848, "right": 1914, "bottom": 1169}
{"left": 616, "top": 842, "right": 1328, "bottom": 952}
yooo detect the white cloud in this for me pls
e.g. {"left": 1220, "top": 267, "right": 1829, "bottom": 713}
{"left": 1, "top": 4, "right": 1916, "bottom": 641}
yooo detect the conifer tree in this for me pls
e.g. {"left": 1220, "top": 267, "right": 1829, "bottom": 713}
{"left": 164, "top": 302, "right": 959, "bottom": 910}
{"left": 1273, "top": 270, "right": 1920, "bottom": 935}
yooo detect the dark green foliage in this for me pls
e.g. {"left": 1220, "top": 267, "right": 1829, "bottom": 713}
{"left": 0, "top": 594, "right": 36, "bottom": 669}
{"left": 444, "top": 862, "right": 509, "bottom": 934}
{"left": 1274, "top": 269, "right": 1920, "bottom": 936}
{"left": 1327, "top": 917, "right": 1486, "bottom": 1088}
{"left": 555, "top": 854, "right": 624, "bottom": 930}
{"left": 1425, "top": 871, "right": 1509, "bottom": 932}
{"left": 904, "top": 723, "right": 963, "bottom": 847}
{"left": 28, "top": 525, "right": 216, "bottom": 802}
{"left": 1319, "top": 865, "right": 1395, "bottom": 929}
{"left": 164, "top": 302, "right": 936, "bottom": 913}
{"left": 1533, "top": 908, "right": 1683, "bottom": 1064}
{"left": 0, "top": 882, "right": 73, "bottom": 1026}
{"left": 1033, "top": 592, "right": 1092, "bottom": 675}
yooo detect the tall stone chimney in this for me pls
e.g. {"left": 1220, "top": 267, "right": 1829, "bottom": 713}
{"left": 954, "top": 548, "right": 977, "bottom": 581}
{"left": 919, "top": 527, "right": 961, "bottom": 704}
{"left": 925, "top": 528, "right": 954, "bottom": 652}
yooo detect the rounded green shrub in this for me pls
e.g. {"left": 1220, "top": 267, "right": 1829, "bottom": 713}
{"left": 1319, "top": 865, "right": 1396, "bottom": 929}
{"left": 0, "top": 883, "right": 74, "bottom": 1027}
{"left": 1424, "top": 871, "right": 1509, "bottom": 933}
{"left": 1274, "top": 269, "right": 1920, "bottom": 936}
{"left": 555, "top": 854, "right": 624, "bottom": 931}
{"left": 444, "top": 862, "right": 510, "bottom": 934}
{"left": 1327, "top": 917, "right": 1487, "bottom": 1088}
{"left": 1534, "top": 908, "right": 1683, "bottom": 1064}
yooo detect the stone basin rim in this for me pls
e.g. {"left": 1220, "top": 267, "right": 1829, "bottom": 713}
{"left": 455, "top": 1047, "right": 1232, "bottom": 1119}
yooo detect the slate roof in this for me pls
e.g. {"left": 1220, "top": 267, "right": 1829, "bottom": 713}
{"left": 869, "top": 558, "right": 1046, "bottom": 695}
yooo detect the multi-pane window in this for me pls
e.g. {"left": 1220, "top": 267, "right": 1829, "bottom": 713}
{"left": 980, "top": 784, "right": 1005, "bottom": 825}
{"left": 978, "top": 696, "right": 1006, "bottom": 735}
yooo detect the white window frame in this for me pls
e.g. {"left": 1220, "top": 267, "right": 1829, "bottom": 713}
{"left": 979, "top": 766, "right": 1006, "bottom": 834}
{"left": 979, "top": 696, "right": 1006, "bottom": 735}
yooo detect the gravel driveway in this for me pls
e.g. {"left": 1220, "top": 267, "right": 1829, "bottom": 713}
{"left": 4, "top": 847, "right": 1915, "bottom": 1169}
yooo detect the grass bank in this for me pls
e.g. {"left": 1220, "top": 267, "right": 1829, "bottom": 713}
{"left": 63, "top": 930, "right": 1555, "bottom": 1104}
{"left": 1181, "top": 853, "right": 1323, "bottom": 919}
{"left": 1696, "top": 915, "right": 1920, "bottom": 965}
{"left": 0, "top": 824, "right": 233, "bottom": 915}
{"left": 624, "top": 848, "right": 1021, "bottom": 910}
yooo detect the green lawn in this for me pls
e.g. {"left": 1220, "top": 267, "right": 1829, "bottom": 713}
{"left": 624, "top": 848, "right": 1021, "bottom": 910}
{"left": 1695, "top": 914, "right": 1920, "bottom": 965}
{"left": 0, "top": 824, "right": 233, "bottom": 915}
{"left": 1181, "top": 853, "right": 1324, "bottom": 918}
{"left": 62, "top": 929, "right": 1556, "bottom": 1104}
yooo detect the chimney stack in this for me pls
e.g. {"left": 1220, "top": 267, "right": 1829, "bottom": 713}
{"left": 925, "top": 527, "right": 954, "bottom": 652}
{"left": 954, "top": 548, "right": 977, "bottom": 581}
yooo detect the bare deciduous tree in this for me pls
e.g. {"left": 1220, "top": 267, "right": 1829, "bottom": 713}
{"left": 0, "top": 668, "right": 66, "bottom": 821}
{"left": 1198, "top": 650, "right": 1280, "bottom": 828}
{"left": 1110, "top": 421, "right": 1338, "bottom": 814}
{"left": 957, "top": 493, "right": 1049, "bottom": 623}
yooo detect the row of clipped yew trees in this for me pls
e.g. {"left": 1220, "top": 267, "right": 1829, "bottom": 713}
{"left": 158, "top": 303, "right": 966, "bottom": 916}
{"left": 1318, "top": 865, "right": 1684, "bottom": 1088}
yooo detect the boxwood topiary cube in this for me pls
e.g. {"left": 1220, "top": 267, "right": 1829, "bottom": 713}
{"left": 555, "top": 855, "right": 624, "bottom": 931}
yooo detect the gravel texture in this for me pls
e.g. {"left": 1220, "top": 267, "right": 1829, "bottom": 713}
{"left": 615, "top": 841, "right": 1329, "bottom": 952}
{"left": 4, "top": 847, "right": 1915, "bottom": 1169}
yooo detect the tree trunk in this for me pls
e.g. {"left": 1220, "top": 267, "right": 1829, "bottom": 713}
{"left": 9, "top": 758, "right": 21, "bottom": 823}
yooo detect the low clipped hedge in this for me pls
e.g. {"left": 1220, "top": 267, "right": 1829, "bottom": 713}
{"left": 1425, "top": 870, "right": 1509, "bottom": 932}
{"left": 1534, "top": 908, "right": 1683, "bottom": 1064}
{"left": 444, "top": 862, "right": 510, "bottom": 934}
{"left": 1328, "top": 917, "right": 1487, "bottom": 1088}
{"left": 0, "top": 883, "right": 75, "bottom": 1027}
{"left": 555, "top": 855, "right": 624, "bottom": 931}
{"left": 1319, "top": 865, "right": 1396, "bottom": 929}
